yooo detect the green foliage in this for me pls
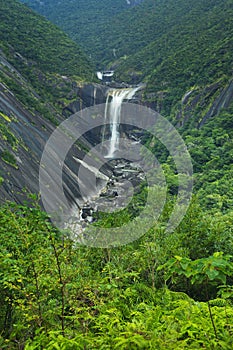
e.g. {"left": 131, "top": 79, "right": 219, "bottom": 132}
{"left": 0, "top": 119, "right": 18, "bottom": 148}
{"left": 184, "top": 102, "right": 233, "bottom": 212}
{"left": 0, "top": 0, "right": 93, "bottom": 78}
{"left": 25, "top": 0, "right": 233, "bottom": 103}
{"left": 21, "top": 0, "right": 131, "bottom": 65}
{"left": 0, "top": 201, "right": 233, "bottom": 349}
{"left": 0, "top": 1, "right": 232, "bottom": 349}
{"left": 114, "top": 0, "right": 232, "bottom": 112}
{"left": 158, "top": 252, "right": 233, "bottom": 339}
{"left": 0, "top": 0, "right": 94, "bottom": 131}
{"left": 159, "top": 252, "right": 233, "bottom": 287}
{"left": 0, "top": 150, "right": 18, "bottom": 168}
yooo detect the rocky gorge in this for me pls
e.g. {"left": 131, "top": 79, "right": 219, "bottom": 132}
{"left": 1, "top": 43, "right": 233, "bottom": 240}
{"left": 0, "top": 49, "right": 146, "bottom": 238}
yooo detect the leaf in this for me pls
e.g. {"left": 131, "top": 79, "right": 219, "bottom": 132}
{"left": 206, "top": 268, "right": 220, "bottom": 281}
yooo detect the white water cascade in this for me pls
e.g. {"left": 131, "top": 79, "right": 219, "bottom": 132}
{"left": 103, "top": 86, "right": 140, "bottom": 158}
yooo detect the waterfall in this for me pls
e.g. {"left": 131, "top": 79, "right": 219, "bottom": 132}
{"left": 93, "top": 86, "right": 97, "bottom": 105}
{"left": 103, "top": 86, "right": 140, "bottom": 158}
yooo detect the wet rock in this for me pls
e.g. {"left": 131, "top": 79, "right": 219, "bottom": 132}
{"left": 70, "top": 158, "right": 146, "bottom": 238}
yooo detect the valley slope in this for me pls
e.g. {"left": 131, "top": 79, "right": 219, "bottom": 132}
{"left": 21, "top": 0, "right": 233, "bottom": 116}
{"left": 0, "top": 0, "right": 97, "bottom": 203}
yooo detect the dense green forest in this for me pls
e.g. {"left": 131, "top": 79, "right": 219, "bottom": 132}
{"left": 0, "top": 0, "right": 93, "bottom": 77}
{"left": 0, "top": 0, "right": 94, "bottom": 124}
{"left": 21, "top": 0, "right": 142, "bottom": 60}
{"left": 21, "top": 0, "right": 233, "bottom": 113}
{"left": 1, "top": 0, "right": 233, "bottom": 349}
{"left": 21, "top": 0, "right": 233, "bottom": 77}
{"left": 0, "top": 195, "right": 233, "bottom": 349}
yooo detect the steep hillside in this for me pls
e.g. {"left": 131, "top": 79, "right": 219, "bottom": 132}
{"left": 114, "top": 0, "right": 233, "bottom": 115}
{"left": 21, "top": 0, "right": 233, "bottom": 116}
{"left": 21, "top": 0, "right": 143, "bottom": 61}
{"left": 0, "top": 0, "right": 95, "bottom": 119}
{"left": 20, "top": 0, "right": 233, "bottom": 74}
{"left": 0, "top": 0, "right": 99, "bottom": 204}
{"left": 1, "top": 0, "right": 93, "bottom": 77}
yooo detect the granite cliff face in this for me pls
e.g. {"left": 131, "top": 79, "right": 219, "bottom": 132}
{"left": 0, "top": 49, "right": 112, "bottom": 209}
{"left": 0, "top": 43, "right": 145, "bottom": 218}
{"left": 174, "top": 79, "right": 233, "bottom": 128}
{"left": 63, "top": 83, "right": 109, "bottom": 116}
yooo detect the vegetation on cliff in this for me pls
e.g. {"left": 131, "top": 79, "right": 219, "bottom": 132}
{"left": 21, "top": 0, "right": 140, "bottom": 59}
{"left": 0, "top": 0, "right": 93, "bottom": 121}
{"left": 21, "top": 0, "right": 233, "bottom": 116}
{"left": 0, "top": 0, "right": 93, "bottom": 78}
{"left": 0, "top": 0, "right": 94, "bottom": 202}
